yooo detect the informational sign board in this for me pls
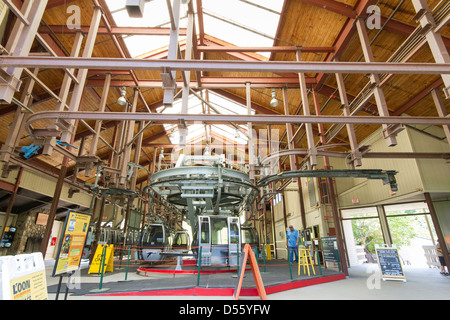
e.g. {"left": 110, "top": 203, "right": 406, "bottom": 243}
{"left": 88, "top": 244, "right": 114, "bottom": 274}
{"left": 321, "top": 236, "right": 339, "bottom": 262}
{"left": 375, "top": 247, "right": 406, "bottom": 282}
{"left": 52, "top": 210, "right": 92, "bottom": 277}
{"left": 0, "top": 252, "right": 48, "bottom": 300}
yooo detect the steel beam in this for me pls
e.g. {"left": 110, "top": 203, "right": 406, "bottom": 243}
{"left": 86, "top": 76, "right": 317, "bottom": 89}
{"left": 412, "top": 0, "right": 450, "bottom": 98}
{"left": 0, "top": 0, "right": 48, "bottom": 103}
{"left": 59, "top": 6, "right": 102, "bottom": 144}
{"left": 119, "top": 88, "right": 139, "bottom": 186}
{"left": 356, "top": 17, "right": 400, "bottom": 147}
{"left": 86, "top": 73, "right": 112, "bottom": 176}
{"left": 197, "top": 46, "right": 335, "bottom": 53}
{"left": 0, "top": 68, "right": 38, "bottom": 166}
{"left": 430, "top": 88, "right": 450, "bottom": 145}
{"left": 1, "top": 56, "right": 449, "bottom": 75}
{"left": 38, "top": 25, "right": 187, "bottom": 36}
{"left": 163, "top": 0, "right": 181, "bottom": 107}
{"left": 334, "top": 57, "right": 361, "bottom": 167}
{"left": 25, "top": 112, "right": 450, "bottom": 136}
{"left": 179, "top": 8, "right": 194, "bottom": 146}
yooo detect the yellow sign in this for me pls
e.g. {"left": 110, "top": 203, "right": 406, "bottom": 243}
{"left": 53, "top": 210, "right": 92, "bottom": 276}
{"left": 88, "top": 244, "right": 114, "bottom": 274}
{"left": 10, "top": 270, "right": 48, "bottom": 300}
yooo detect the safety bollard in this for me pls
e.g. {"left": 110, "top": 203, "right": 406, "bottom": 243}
{"left": 236, "top": 243, "right": 240, "bottom": 276}
{"left": 287, "top": 249, "right": 293, "bottom": 280}
{"left": 196, "top": 247, "right": 202, "bottom": 286}
{"left": 90, "top": 245, "right": 110, "bottom": 293}
{"left": 125, "top": 245, "right": 131, "bottom": 281}
{"left": 316, "top": 247, "right": 322, "bottom": 276}
{"left": 262, "top": 244, "right": 266, "bottom": 273}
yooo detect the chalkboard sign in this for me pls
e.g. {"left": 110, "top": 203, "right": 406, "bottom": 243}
{"left": 321, "top": 236, "right": 339, "bottom": 262}
{"left": 375, "top": 247, "right": 406, "bottom": 282}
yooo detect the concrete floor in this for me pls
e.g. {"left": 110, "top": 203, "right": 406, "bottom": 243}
{"left": 44, "top": 260, "right": 449, "bottom": 300}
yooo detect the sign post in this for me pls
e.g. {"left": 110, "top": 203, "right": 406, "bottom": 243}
{"left": 375, "top": 245, "right": 406, "bottom": 282}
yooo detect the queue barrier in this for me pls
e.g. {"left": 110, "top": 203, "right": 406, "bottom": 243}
{"left": 87, "top": 243, "right": 339, "bottom": 283}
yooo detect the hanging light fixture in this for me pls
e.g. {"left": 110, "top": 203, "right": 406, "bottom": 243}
{"left": 270, "top": 89, "right": 279, "bottom": 107}
{"left": 117, "top": 87, "right": 127, "bottom": 106}
{"left": 181, "top": 0, "right": 191, "bottom": 4}
{"left": 204, "top": 145, "right": 210, "bottom": 156}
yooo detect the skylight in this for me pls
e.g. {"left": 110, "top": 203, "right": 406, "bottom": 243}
{"left": 109, "top": 0, "right": 284, "bottom": 58}
{"left": 159, "top": 89, "right": 252, "bottom": 146}
{"left": 202, "top": 0, "right": 283, "bottom": 52}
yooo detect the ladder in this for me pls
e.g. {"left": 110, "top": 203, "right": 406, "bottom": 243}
{"left": 318, "top": 175, "right": 339, "bottom": 236}
{"left": 298, "top": 248, "right": 316, "bottom": 276}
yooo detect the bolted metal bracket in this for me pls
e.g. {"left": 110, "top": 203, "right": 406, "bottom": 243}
{"left": 382, "top": 123, "right": 404, "bottom": 145}
{"left": 443, "top": 86, "right": 450, "bottom": 100}
{"left": 161, "top": 68, "right": 177, "bottom": 107}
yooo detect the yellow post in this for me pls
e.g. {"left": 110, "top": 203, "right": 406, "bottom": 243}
{"left": 266, "top": 244, "right": 271, "bottom": 261}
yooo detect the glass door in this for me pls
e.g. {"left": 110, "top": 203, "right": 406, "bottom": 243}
{"left": 228, "top": 217, "right": 240, "bottom": 266}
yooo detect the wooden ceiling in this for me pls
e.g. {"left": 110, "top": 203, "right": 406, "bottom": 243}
{"left": 0, "top": 0, "right": 449, "bottom": 186}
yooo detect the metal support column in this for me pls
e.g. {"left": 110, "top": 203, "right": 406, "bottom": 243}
{"left": 44, "top": 31, "right": 84, "bottom": 156}
{"left": 334, "top": 58, "right": 362, "bottom": 167}
{"left": 39, "top": 149, "right": 71, "bottom": 258}
{"left": 0, "top": 68, "right": 38, "bottom": 172}
{"left": 424, "top": 193, "right": 450, "bottom": 272}
{"left": 376, "top": 205, "right": 393, "bottom": 246}
{"left": 91, "top": 196, "right": 106, "bottom": 263}
{"left": 86, "top": 73, "right": 112, "bottom": 176}
{"left": 0, "top": 0, "right": 48, "bottom": 103}
{"left": 60, "top": 5, "right": 103, "bottom": 144}
{"left": 355, "top": 18, "right": 402, "bottom": 147}
{"left": 163, "top": 0, "right": 181, "bottom": 107}
{"left": 119, "top": 88, "right": 140, "bottom": 186}
{"left": 282, "top": 88, "right": 307, "bottom": 229}
{"left": 296, "top": 50, "right": 317, "bottom": 168}
{"left": 412, "top": 0, "right": 450, "bottom": 98}
{"left": 327, "top": 176, "right": 348, "bottom": 277}
{"left": 430, "top": 88, "right": 450, "bottom": 146}
{"left": 246, "top": 82, "right": 256, "bottom": 223}
{"left": 130, "top": 121, "right": 145, "bottom": 190}
{"left": 179, "top": 7, "right": 195, "bottom": 146}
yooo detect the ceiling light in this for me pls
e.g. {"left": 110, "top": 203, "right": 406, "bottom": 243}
{"left": 204, "top": 145, "right": 210, "bottom": 156}
{"left": 117, "top": 87, "right": 127, "bottom": 106}
{"left": 270, "top": 89, "right": 279, "bottom": 107}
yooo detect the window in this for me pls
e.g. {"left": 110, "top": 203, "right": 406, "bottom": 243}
{"left": 200, "top": 219, "right": 209, "bottom": 244}
{"left": 211, "top": 217, "right": 228, "bottom": 245}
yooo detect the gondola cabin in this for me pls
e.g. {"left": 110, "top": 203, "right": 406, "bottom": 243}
{"left": 173, "top": 230, "right": 191, "bottom": 253}
{"left": 139, "top": 223, "right": 173, "bottom": 263}
{"left": 192, "top": 216, "right": 241, "bottom": 267}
